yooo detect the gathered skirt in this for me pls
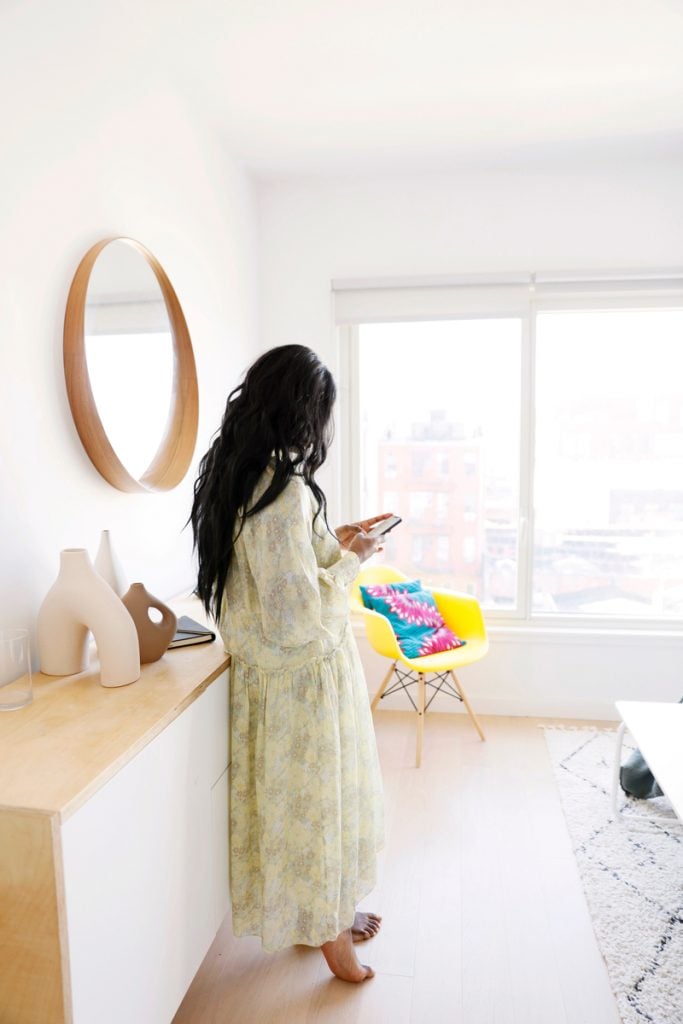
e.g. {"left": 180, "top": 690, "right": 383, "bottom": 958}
{"left": 228, "top": 625, "right": 385, "bottom": 952}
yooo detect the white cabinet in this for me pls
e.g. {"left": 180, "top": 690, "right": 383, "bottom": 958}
{"left": 60, "top": 671, "right": 230, "bottom": 1024}
{"left": 0, "top": 614, "right": 230, "bottom": 1024}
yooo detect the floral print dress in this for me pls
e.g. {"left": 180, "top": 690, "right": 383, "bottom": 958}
{"left": 218, "top": 466, "right": 385, "bottom": 952}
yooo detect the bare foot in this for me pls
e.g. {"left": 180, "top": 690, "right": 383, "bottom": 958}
{"left": 321, "top": 929, "right": 375, "bottom": 982}
{"left": 351, "top": 911, "right": 382, "bottom": 942}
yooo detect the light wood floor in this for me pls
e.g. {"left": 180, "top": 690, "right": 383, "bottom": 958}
{"left": 173, "top": 711, "right": 622, "bottom": 1024}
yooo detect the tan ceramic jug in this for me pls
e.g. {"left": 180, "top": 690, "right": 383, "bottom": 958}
{"left": 121, "top": 583, "right": 177, "bottom": 664}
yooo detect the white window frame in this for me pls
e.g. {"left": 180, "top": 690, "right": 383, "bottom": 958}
{"left": 336, "top": 272, "right": 683, "bottom": 634}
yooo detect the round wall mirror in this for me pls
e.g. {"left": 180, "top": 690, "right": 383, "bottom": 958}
{"left": 64, "top": 237, "right": 199, "bottom": 492}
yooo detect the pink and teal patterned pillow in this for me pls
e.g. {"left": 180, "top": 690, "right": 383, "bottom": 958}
{"left": 359, "top": 579, "right": 466, "bottom": 659}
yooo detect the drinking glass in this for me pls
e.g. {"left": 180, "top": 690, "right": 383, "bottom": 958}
{"left": 0, "top": 628, "right": 33, "bottom": 710}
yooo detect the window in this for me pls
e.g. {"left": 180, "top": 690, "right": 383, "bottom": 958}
{"left": 533, "top": 308, "right": 683, "bottom": 617}
{"left": 409, "top": 490, "right": 433, "bottom": 521}
{"left": 338, "top": 275, "right": 683, "bottom": 626}
{"left": 462, "top": 537, "right": 477, "bottom": 564}
{"left": 437, "top": 536, "right": 450, "bottom": 563}
{"left": 411, "top": 451, "right": 429, "bottom": 478}
{"left": 354, "top": 319, "right": 521, "bottom": 607}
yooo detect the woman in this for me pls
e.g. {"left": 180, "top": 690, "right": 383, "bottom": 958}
{"left": 190, "top": 345, "right": 386, "bottom": 983}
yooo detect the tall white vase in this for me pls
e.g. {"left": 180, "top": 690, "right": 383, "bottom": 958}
{"left": 37, "top": 549, "right": 140, "bottom": 687}
{"left": 94, "top": 529, "right": 128, "bottom": 597}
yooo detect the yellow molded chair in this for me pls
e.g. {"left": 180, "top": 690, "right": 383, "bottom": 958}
{"left": 350, "top": 565, "right": 488, "bottom": 767}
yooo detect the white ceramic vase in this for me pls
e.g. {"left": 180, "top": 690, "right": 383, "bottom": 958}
{"left": 94, "top": 529, "right": 128, "bottom": 597}
{"left": 37, "top": 548, "right": 140, "bottom": 687}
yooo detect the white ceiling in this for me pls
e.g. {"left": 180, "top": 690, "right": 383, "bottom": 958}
{"left": 173, "top": 0, "right": 683, "bottom": 177}
{"left": 4, "top": 0, "right": 683, "bottom": 178}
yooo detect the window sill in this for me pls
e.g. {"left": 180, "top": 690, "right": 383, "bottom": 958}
{"left": 487, "top": 624, "right": 683, "bottom": 646}
{"left": 350, "top": 611, "right": 683, "bottom": 647}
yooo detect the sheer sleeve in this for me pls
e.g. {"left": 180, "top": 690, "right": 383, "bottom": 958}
{"left": 240, "top": 476, "right": 359, "bottom": 653}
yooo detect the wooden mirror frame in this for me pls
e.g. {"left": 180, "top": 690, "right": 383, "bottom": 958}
{"left": 64, "top": 237, "right": 199, "bottom": 493}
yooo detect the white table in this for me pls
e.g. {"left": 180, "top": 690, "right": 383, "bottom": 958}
{"left": 612, "top": 700, "right": 683, "bottom": 826}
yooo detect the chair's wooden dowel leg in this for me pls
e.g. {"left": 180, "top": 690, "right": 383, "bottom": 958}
{"left": 450, "top": 670, "right": 486, "bottom": 741}
{"left": 371, "top": 661, "right": 397, "bottom": 712}
{"left": 416, "top": 673, "right": 425, "bottom": 767}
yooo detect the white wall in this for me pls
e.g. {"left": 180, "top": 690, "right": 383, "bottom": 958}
{"left": 258, "top": 158, "right": 683, "bottom": 718}
{"left": 0, "top": 2, "right": 259, "bottom": 647}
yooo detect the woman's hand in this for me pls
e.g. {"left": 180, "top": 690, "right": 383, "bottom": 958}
{"left": 348, "top": 529, "right": 386, "bottom": 564}
{"left": 335, "top": 513, "right": 394, "bottom": 550}
{"left": 335, "top": 523, "right": 362, "bottom": 549}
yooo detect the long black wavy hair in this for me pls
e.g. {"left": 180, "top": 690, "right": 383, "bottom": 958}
{"left": 190, "top": 344, "right": 337, "bottom": 621}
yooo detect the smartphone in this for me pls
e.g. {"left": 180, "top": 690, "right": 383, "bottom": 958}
{"left": 366, "top": 515, "right": 402, "bottom": 539}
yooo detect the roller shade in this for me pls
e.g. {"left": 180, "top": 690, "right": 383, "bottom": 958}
{"left": 533, "top": 272, "right": 683, "bottom": 309}
{"left": 333, "top": 271, "right": 683, "bottom": 323}
{"left": 85, "top": 298, "right": 170, "bottom": 336}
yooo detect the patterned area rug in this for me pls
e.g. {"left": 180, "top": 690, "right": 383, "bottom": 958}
{"left": 543, "top": 728, "right": 683, "bottom": 1024}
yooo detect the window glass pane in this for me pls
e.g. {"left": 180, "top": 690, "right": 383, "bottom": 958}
{"left": 357, "top": 320, "right": 521, "bottom": 608}
{"left": 534, "top": 308, "right": 683, "bottom": 617}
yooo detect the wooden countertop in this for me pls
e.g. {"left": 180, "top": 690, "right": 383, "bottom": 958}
{"left": 0, "top": 598, "right": 229, "bottom": 822}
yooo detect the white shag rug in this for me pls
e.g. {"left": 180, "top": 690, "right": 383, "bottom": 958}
{"left": 543, "top": 727, "right": 683, "bottom": 1024}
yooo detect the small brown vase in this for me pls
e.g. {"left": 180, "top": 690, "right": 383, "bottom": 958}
{"left": 121, "top": 583, "right": 177, "bottom": 664}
